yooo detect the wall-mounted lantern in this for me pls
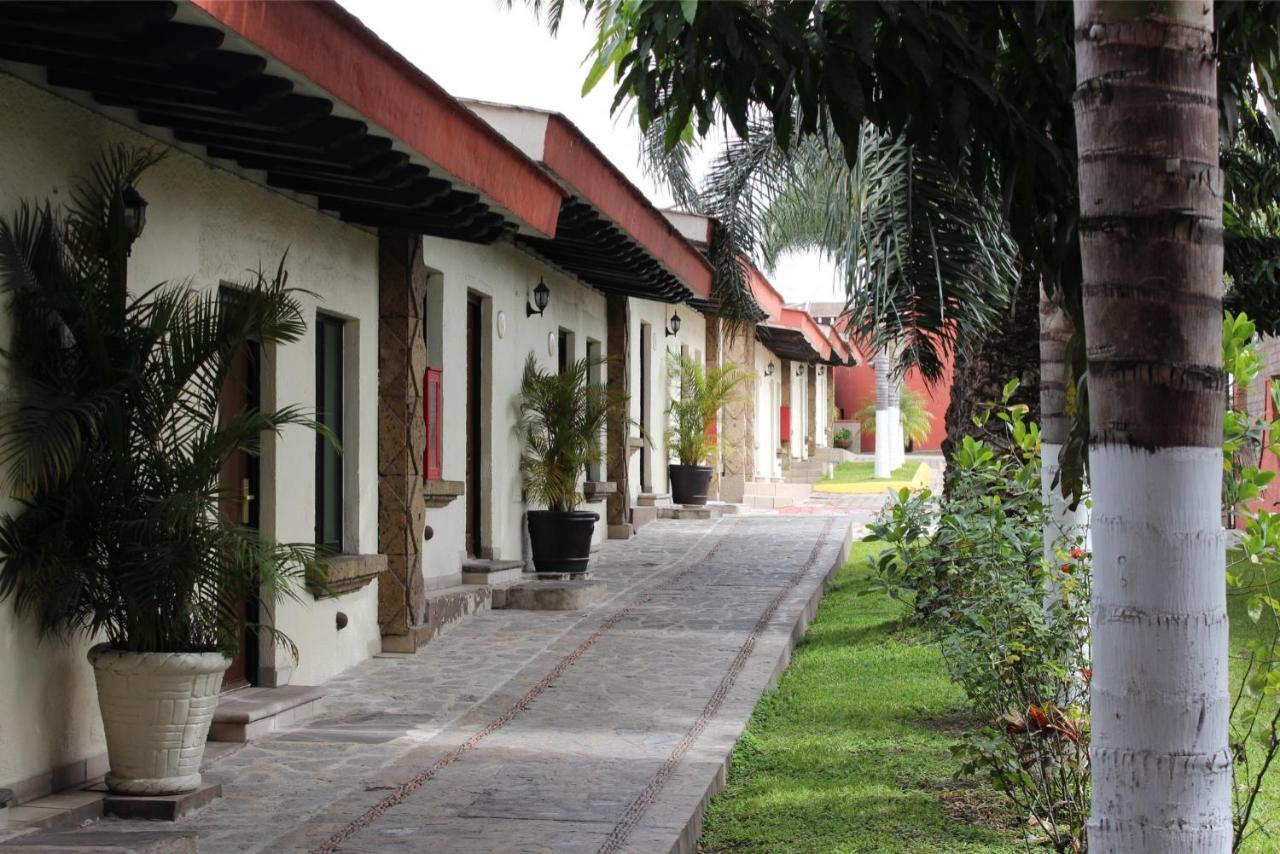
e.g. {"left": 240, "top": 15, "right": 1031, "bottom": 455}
{"left": 817, "top": 365, "right": 825, "bottom": 376}
{"left": 795, "top": 363, "right": 806, "bottom": 377}
{"left": 526, "top": 277, "right": 551, "bottom": 317}
{"left": 665, "top": 311, "right": 681, "bottom": 337}
{"left": 122, "top": 186, "right": 147, "bottom": 253}
{"left": 764, "top": 361, "right": 775, "bottom": 377}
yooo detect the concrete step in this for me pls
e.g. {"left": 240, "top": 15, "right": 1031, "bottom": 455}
{"left": 0, "top": 830, "right": 197, "bottom": 853}
{"left": 492, "top": 579, "right": 608, "bottom": 611}
{"left": 461, "top": 558, "right": 525, "bottom": 586}
{"left": 745, "top": 495, "right": 797, "bottom": 510}
{"left": 382, "top": 584, "right": 492, "bottom": 652}
{"left": 635, "top": 492, "right": 670, "bottom": 507}
{"left": 657, "top": 504, "right": 723, "bottom": 521}
{"left": 743, "top": 481, "right": 812, "bottom": 500}
{"left": 630, "top": 505, "right": 659, "bottom": 529}
{"left": 209, "top": 685, "right": 326, "bottom": 742}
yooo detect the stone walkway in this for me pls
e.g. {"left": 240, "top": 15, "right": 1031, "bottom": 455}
{"left": 57, "top": 514, "right": 853, "bottom": 853}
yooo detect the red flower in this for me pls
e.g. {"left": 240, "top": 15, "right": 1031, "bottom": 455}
{"left": 1060, "top": 563, "right": 1073, "bottom": 574}
{"left": 1070, "top": 547, "right": 1088, "bottom": 560}
{"left": 1027, "top": 705, "right": 1050, "bottom": 731}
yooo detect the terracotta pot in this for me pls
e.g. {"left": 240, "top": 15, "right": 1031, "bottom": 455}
{"left": 88, "top": 645, "right": 230, "bottom": 795}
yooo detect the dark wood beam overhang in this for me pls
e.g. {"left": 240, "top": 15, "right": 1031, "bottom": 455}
{"left": 516, "top": 200, "right": 694, "bottom": 303}
{"left": 0, "top": 1, "right": 518, "bottom": 244}
{"left": 756, "top": 325, "right": 821, "bottom": 363}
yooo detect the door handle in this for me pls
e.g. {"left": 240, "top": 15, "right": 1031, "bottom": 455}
{"left": 241, "top": 477, "right": 255, "bottom": 525}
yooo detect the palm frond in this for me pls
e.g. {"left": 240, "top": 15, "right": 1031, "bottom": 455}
{"left": 0, "top": 148, "right": 328, "bottom": 654}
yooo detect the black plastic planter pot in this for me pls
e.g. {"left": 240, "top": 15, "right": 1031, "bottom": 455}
{"left": 668, "top": 464, "right": 713, "bottom": 506}
{"left": 526, "top": 510, "right": 599, "bottom": 574}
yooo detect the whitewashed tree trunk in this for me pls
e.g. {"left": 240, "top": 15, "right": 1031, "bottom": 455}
{"left": 874, "top": 349, "right": 892, "bottom": 478}
{"left": 1075, "top": 3, "right": 1230, "bottom": 851}
{"left": 886, "top": 375, "right": 904, "bottom": 469}
{"left": 1039, "top": 286, "right": 1089, "bottom": 566}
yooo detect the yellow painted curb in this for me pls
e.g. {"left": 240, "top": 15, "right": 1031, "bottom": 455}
{"left": 813, "top": 462, "right": 932, "bottom": 494}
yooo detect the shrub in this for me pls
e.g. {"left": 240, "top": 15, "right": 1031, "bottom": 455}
{"left": 866, "top": 380, "right": 1090, "bottom": 851}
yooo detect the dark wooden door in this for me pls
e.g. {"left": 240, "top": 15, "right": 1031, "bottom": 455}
{"left": 219, "top": 342, "right": 260, "bottom": 691}
{"left": 465, "top": 297, "right": 482, "bottom": 557}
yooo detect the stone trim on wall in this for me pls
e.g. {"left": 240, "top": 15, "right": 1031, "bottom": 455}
{"left": 376, "top": 232, "right": 429, "bottom": 642}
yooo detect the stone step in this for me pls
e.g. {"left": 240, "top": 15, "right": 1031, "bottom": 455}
{"left": 657, "top": 504, "right": 723, "bottom": 521}
{"left": 745, "top": 495, "right": 797, "bottom": 510}
{"left": 0, "top": 830, "right": 197, "bottom": 853}
{"left": 743, "top": 481, "right": 811, "bottom": 499}
{"left": 209, "top": 685, "right": 326, "bottom": 742}
{"left": 630, "top": 505, "right": 658, "bottom": 529}
{"left": 381, "top": 584, "right": 492, "bottom": 653}
{"left": 460, "top": 558, "right": 526, "bottom": 586}
{"left": 635, "top": 492, "right": 671, "bottom": 507}
{"left": 491, "top": 579, "right": 608, "bottom": 611}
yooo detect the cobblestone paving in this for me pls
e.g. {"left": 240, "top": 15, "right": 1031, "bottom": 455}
{"left": 81, "top": 514, "right": 853, "bottom": 853}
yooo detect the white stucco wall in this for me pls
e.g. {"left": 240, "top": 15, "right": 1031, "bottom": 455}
{"left": 754, "top": 348, "right": 782, "bottom": 478}
{"left": 0, "top": 73, "right": 382, "bottom": 793}
{"left": 626, "top": 297, "right": 706, "bottom": 501}
{"left": 419, "top": 237, "right": 610, "bottom": 584}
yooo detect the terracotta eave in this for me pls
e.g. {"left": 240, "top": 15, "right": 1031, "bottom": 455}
{"left": 539, "top": 116, "right": 712, "bottom": 300}
{"left": 189, "top": 0, "right": 566, "bottom": 237}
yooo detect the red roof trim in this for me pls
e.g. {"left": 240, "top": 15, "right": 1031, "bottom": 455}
{"left": 780, "top": 308, "right": 833, "bottom": 361}
{"left": 540, "top": 116, "right": 712, "bottom": 299}
{"left": 190, "top": 0, "right": 565, "bottom": 237}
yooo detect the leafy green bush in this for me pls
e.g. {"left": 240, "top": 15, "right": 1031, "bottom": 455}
{"left": 866, "top": 381, "right": 1090, "bottom": 851}
{"left": 665, "top": 353, "right": 749, "bottom": 466}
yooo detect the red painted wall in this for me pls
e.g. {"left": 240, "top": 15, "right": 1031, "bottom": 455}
{"left": 832, "top": 350, "right": 954, "bottom": 452}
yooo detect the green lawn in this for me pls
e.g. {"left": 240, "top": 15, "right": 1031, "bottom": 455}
{"left": 700, "top": 541, "right": 1021, "bottom": 853}
{"left": 821, "top": 460, "right": 923, "bottom": 484}
{"left": 701, "top": 542, "right": 1280, "bottom": 853}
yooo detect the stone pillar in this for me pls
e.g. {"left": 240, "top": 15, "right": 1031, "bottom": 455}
{"left": 377, "top": 232, "right": 429, "bottom": 643}
{"left": 806, "top": 364, "right": 818, "bottom": 455}
{"left": 605, "top": 293, "right": 631, "bottom": 534}
{"left": 720, "top": 327, "right": 756, "bottom": 501}
{"left": 705, "top": 316, "right": 721, "bottom": 500}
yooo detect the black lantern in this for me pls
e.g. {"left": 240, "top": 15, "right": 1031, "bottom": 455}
{"left": 122, "top": 186, "right": 147, "bottom": 249}
{"left": 526, "top": 278, "right": 551, "bottom": 317}
{"left": 764, "top": 361, "right": 775, "bottom": 377}
{"left": 796, "top": 363, "right": 805, "bottom": 376}
{"left": 817, "top": 365, "right": 825, "bottom": 376}
{"left": 665, "top": 311, "right": 681, "bottom": 337}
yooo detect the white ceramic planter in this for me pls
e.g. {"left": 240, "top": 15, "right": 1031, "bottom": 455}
{"left": 88, "top": 645, "right": 230, "bottom": 795}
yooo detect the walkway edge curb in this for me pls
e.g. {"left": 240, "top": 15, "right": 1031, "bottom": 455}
{"left": 663, "top": 518, "right": 856, "bottom": 854}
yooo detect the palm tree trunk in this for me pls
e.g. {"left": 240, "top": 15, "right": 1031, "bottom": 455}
{"left": 1075, "top": 3, "right": 1229, "bottom": 850}
{"left": 874, "top": 349, "right": 892, "bottom": 478}
{"left": 886, "top": 372, "right": 903, "bottom": 468}
{"left": 1039, "top": 285, "right": 1088, "bottom": 566}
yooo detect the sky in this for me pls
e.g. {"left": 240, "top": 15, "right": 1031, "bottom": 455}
{"left": 338, "top": 0, "right": 842, "bottom": 305}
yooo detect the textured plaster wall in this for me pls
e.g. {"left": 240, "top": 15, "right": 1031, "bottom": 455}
{"left": 419, "top": 237, "right": 609, "bottom": 584}
{"left": 625, "top": 298, "right": 706, "bottom": 502}
{"left": 0, "top": 73, "right": 382, "bottom": 791}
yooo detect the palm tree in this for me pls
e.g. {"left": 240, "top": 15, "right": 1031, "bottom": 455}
{"left": 1074, "top": 3, "right": 1230, "bottom": 850}
{"left": 0, "top": 146, "right": 326, "bottom": 656}
{"left": 639, "top": 119, "right": 1019, "bottom": 480}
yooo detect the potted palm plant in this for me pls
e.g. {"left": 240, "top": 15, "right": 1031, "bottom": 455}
{"left": 0, "top": 147, "right": 328, "bottom": 795}
{"left": 666, "top": 354, "right": 750, "bottom": 505}
{"left": 518, "top": 352, "right": 625, "bottom": 573}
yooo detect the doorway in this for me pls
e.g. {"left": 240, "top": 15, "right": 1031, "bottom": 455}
{"left": 218, "top": 338, "right": 261, "bottom": 692}
{"left": 639, "top": 321, "right": 652, "bottom": 491}
{"left": 465, "top": 295, "right": 483, "bottom": 558}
